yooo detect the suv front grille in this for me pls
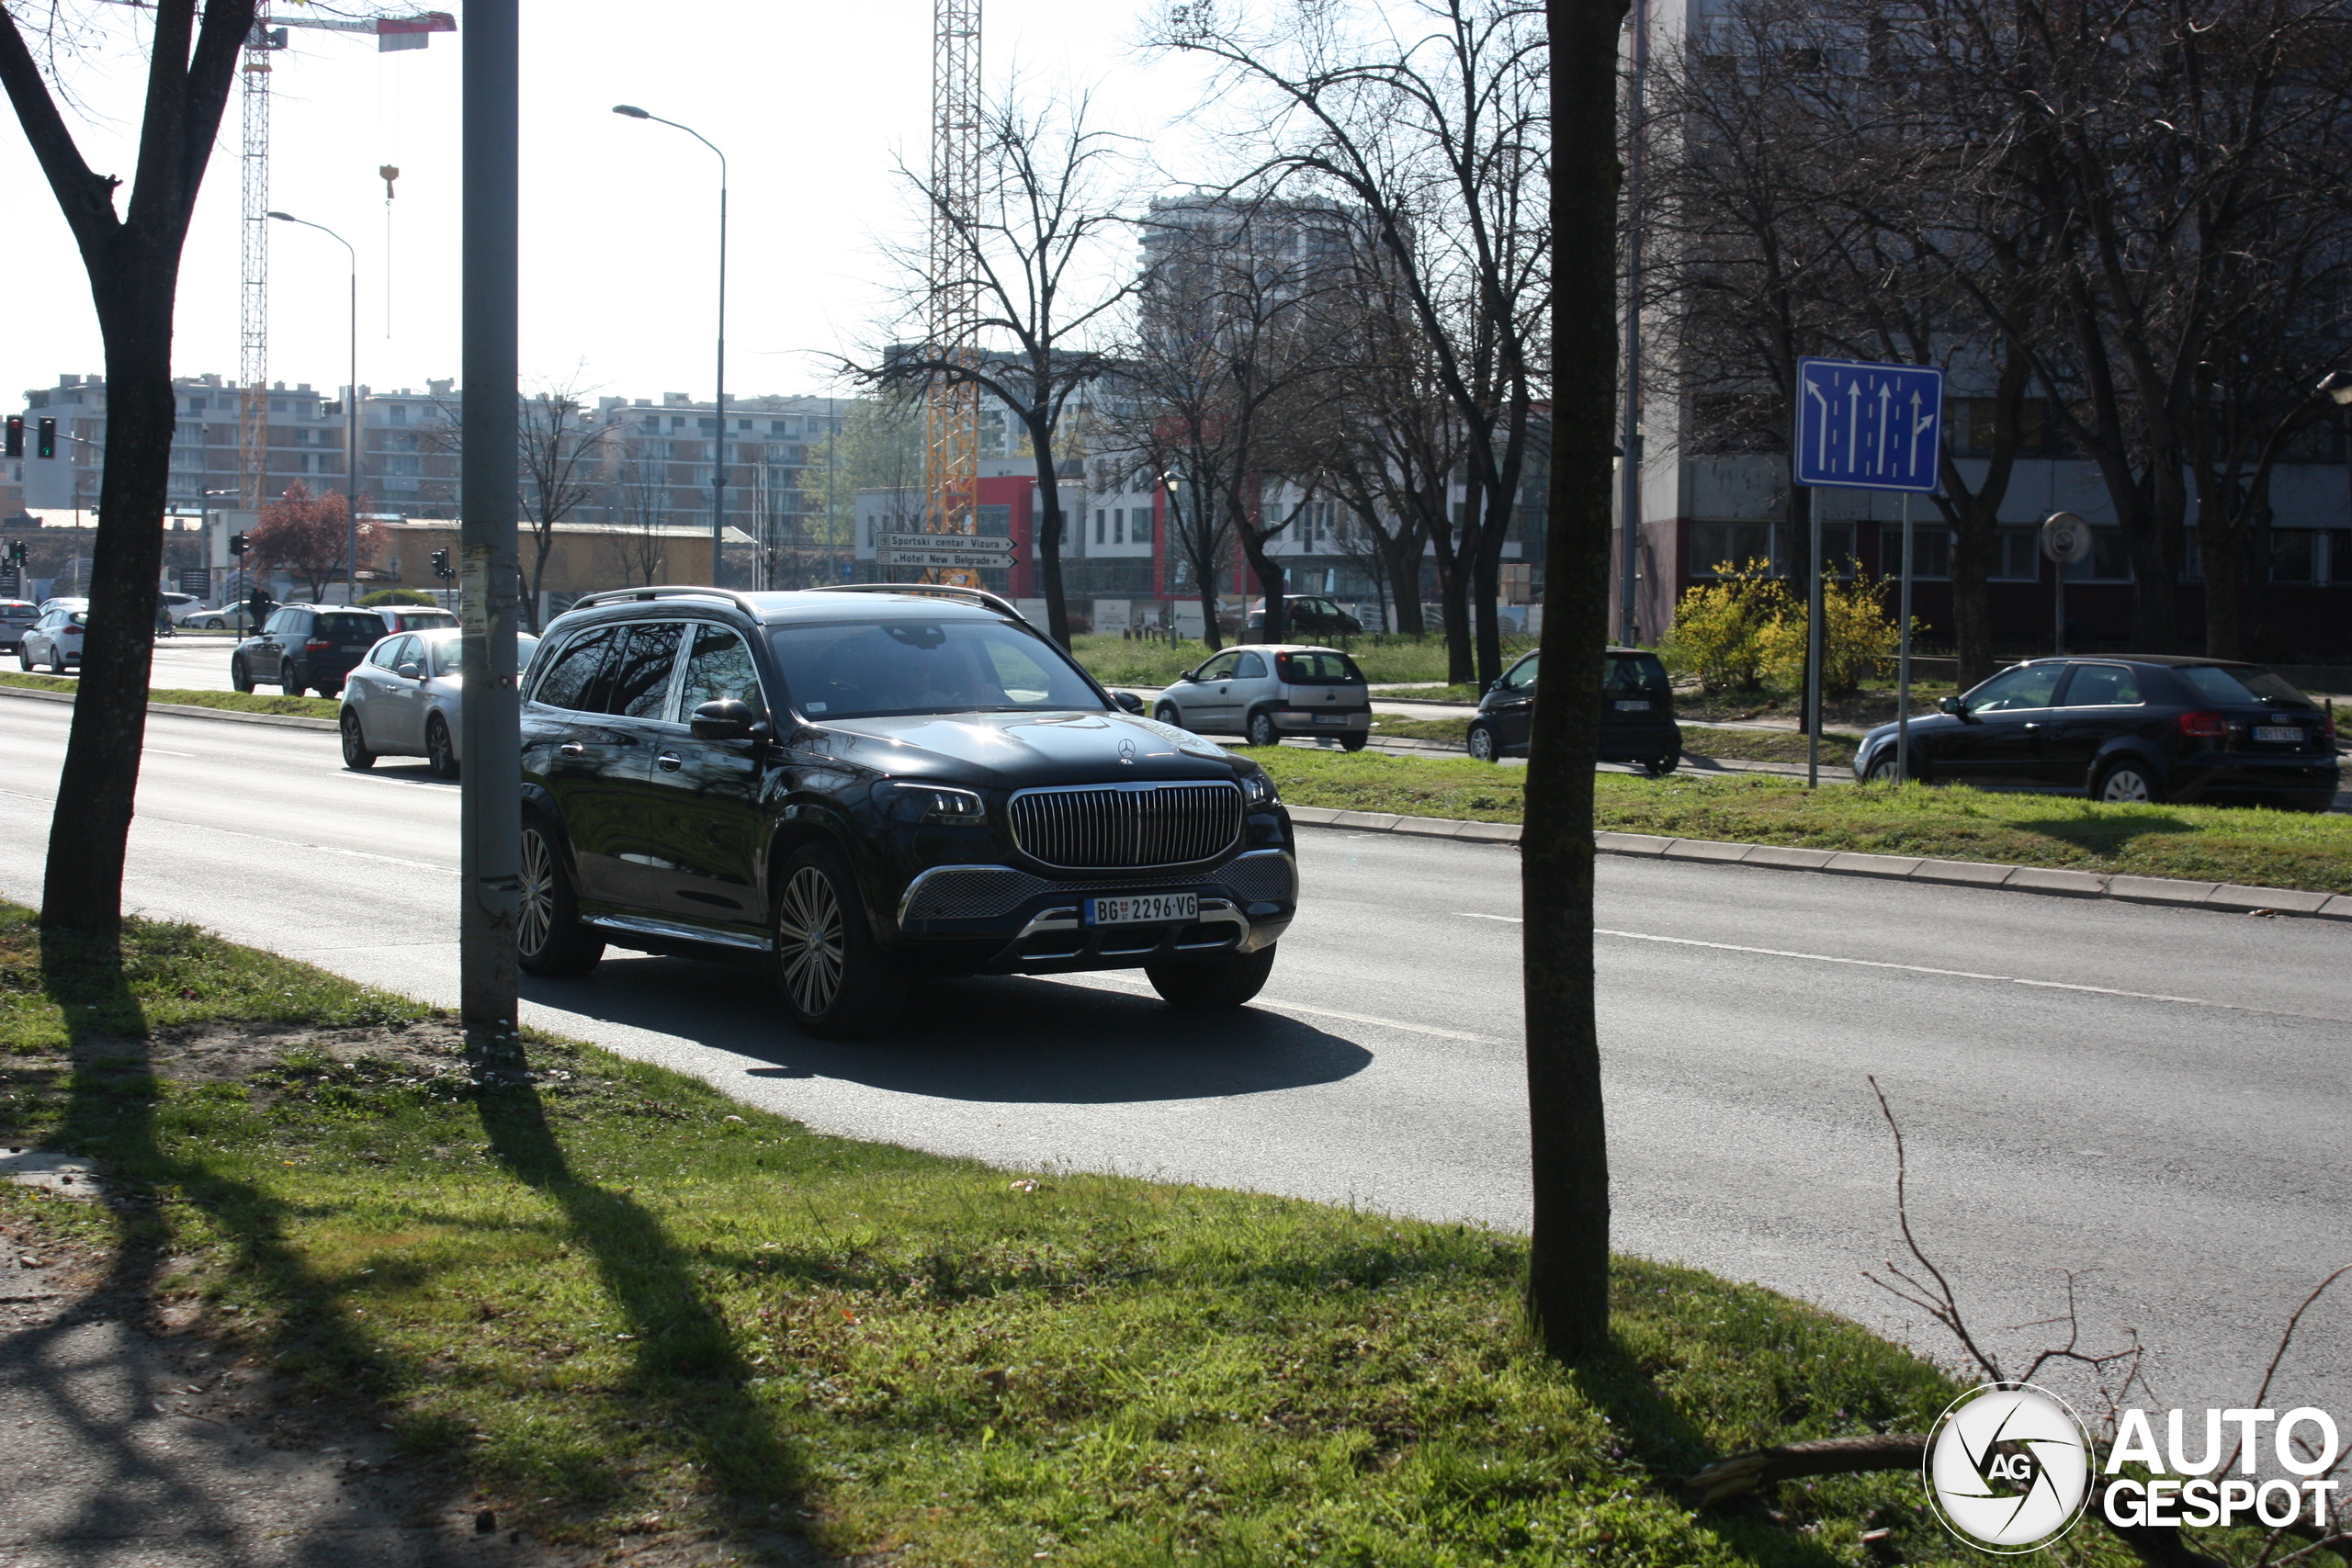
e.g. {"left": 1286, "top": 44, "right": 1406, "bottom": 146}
{"left": 1007, "top": 783, "right": 1243, "bottom": 870}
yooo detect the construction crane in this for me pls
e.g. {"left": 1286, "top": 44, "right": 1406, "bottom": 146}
{"left": 923, "top": 0, "right": 982, "bottom": 586}
{"left": 235, "top": 7, "right": 455, "bottom": 510}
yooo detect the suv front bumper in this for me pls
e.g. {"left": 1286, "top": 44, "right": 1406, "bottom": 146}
{"left": 892, "top": 848, "right": 1297, "bottom": 975}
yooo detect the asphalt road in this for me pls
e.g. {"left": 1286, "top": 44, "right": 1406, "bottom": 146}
{"left": 3, "top": 692, "right": 2346, "bottom": 1421}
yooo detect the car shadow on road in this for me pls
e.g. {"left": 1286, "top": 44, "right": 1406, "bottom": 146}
{"left": 519, "top": 954, "right": 1374, "bottom": 1105}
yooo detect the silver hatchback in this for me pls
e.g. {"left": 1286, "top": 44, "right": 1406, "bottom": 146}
{"left": 1151, "top": 643, "right": 1371, "bottom": 750}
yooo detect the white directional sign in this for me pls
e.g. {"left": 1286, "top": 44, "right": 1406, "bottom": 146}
{"left": 1793, "top": 357, "right": 1944, "bottom": 493}
{"left": 872, "top": 531, "right": 1013, "bottom": 556}
{"left": 875, "top": 544, "right": 1020, "bottom": 570}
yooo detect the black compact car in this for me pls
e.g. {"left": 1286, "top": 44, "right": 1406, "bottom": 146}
{"left": 1464, "top": 647, "right": 1682, "bottom": 773}
{"left": 1853, "top": 656, "right": 2341, "bottom": 811}
{"left": 1245, "top": 596, "right": 1363, "bottom": 638}
{"left": 231, "top": 604, "right": 391, "bottom": 697}
{"left": 514, "top": 584, "right": 1299, "bottom": 1038}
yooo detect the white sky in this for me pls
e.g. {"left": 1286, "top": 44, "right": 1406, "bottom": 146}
{"left": 2, "top": 0, "right": 1229, "bottom": 407}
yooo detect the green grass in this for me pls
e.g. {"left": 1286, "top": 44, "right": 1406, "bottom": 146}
{"left": 1370, "top": 683, "right": 1487, "bottom": 704}
{"left": 0, "top": 669, "right": 339, "bottom": 718}
{"left": 1364, "top": 718, "right": 1865, "bottom": 767}
{"left": 1074, "top": 634, "right": 1537, "bottom": 690}
{"left": 0, "top": 903, "right": 2095, "bottom": 1566}
{"left": 1250, "top": 749, "right": 2352, "bottom": 892}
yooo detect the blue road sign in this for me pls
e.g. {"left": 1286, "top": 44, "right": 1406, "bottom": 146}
{"left": 1793, "top": 357, "right": 1944, "bottom": 493}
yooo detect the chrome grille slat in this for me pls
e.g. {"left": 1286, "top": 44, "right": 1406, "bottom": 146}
{"left": 1008, "top": 783, "right": 1242, "bottom": 871}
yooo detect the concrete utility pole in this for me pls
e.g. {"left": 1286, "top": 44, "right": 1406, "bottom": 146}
{"left": 460, "top": 0, "right": 522, "bottom": 1066}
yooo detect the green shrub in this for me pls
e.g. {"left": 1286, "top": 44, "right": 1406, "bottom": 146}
{"left": 357, "top": 589, "right": 438, "bottom": 607}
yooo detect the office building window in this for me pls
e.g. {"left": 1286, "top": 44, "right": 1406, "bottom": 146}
{"left": 1877, "top": 524, "right": 1952, "bottom": 579}
{"left": 1991, "top": 529, "right": 2040, "bottom": 581}
{"left": 1094, "top": 509, "right": 1106, "bottom": 545}
{"left": 1689, "top": 520, "right": 1777, "bottom": 576}
{"left": 1114, "top": 510, "right": 1125, "bottom": 545}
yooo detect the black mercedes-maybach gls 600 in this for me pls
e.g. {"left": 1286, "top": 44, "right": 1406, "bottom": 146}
{"left": 514, "top": 584, "right": 1297, "bottom": 1037}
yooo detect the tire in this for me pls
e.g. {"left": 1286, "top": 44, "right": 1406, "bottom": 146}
{"left": 2095, "top": 757, "right": 2163, "bottom": 805}
{"left": 1246, "top": 708, "right": 1280, "bottom": 748}
{"left": 1153, "top": 701, "right": 1182, "bottom": 727}
{"left": 1466, "top": 720, "right": 1499, "bottom": 762}
{"left": 1862, "top": 750, "right": 1896, "bottom": 784}
{"left": 231, "top": 659, "right": 254, "bottom": 694}
{"left": 517, "top": 817, "right": 605, "bottom": 976}
{"left": 424, "top": 715, "right": 459, "bottom": 780}
{"left": 772, "top": 843, "right": 903, "bottom": 1039}
{"left": 1340, "top": 733, "right": 1368, "bottom": 752}
{"left": 1146, "top": 943, "right": 1278, "bottom": 1010}
{"left": 282, "top": 669, "right": 306, "bottom": 698}
{"left": 1645, "top": 753, "right": 1679, "bottom": 777}
{"left": 16, "top": 649, "right": 28, "bottom": 672}
{"left": 339, "top": 709, "right": 377, "bottom": 771}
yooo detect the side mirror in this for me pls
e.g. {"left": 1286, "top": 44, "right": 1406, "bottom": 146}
{"left": 395, "top": 660, "right": 423, "bottom": 681}
{"left": 1114, "top": 690, "right": 1145, "bottom": 713}
{"left": 1938, "top": 695, "right": 1966, "bottom": 717}
{"left": 691, "top": 697, "right": 761, "bottom": 740}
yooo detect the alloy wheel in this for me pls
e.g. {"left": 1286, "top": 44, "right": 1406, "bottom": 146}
{"left": 2100, "top": 767, "right": 2153, "bottom": 804}
{"left": 427, "top": 719, "right": 457, "bottom": 778}
{"left": 776, "top": 865, "right": 845, "bottom": 1018}
{"left": 518, "top": 829, "right": 555, "bottom": 959}
{"left": 1467, "top": 724, "right": 1497, "bottom": 762}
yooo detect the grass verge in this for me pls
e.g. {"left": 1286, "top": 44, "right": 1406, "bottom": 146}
{"left": 1370, "top": 683, "right": 1486, "bottom": 704}
{"left": 1365, "top": 716, "right": 1866, "bottom": 767}
{"left": 1074, "top": 633, "right": 1536, "bottom": 690}
{"left": 0, "top": 669, "right": 339, "bottom": 718}
{"left": 1249, "top": 748, "right": 2352, "bottom": 892}
{"left": 0, "top": 903, "right": 2050, "bottom": 1565}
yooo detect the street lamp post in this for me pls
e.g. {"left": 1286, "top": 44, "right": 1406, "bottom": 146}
{"left": 614, "top": 105, "right": 728, "bottom": 586}
{"left": 266, "top": 210, "right": 360, "bottom": 603}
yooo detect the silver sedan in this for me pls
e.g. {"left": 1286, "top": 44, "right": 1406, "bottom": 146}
{"left": 338, "top": 627, "right": 538, "bottom": 778}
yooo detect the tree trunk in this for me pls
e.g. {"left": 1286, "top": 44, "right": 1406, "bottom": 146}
{"left": 1380, "top": 530, "right": 1426, "bottom": 635}
{"left": 42, "top": 286, "right": 175, "bottom": 941}
{"left": 1948, "top": 501, "right": 1996, "bottom": 689}
{"left": 1471, "top": 479, "right": 1509, "bottom": 685}
{"left": 2200, "top": 513, "right": 2249, "bottom": 661}
{"left": 1518, "top": 0, "right": 1624, "bottom": 1366}
{"left": 1428, "top": 515, "right": 1474, "bottom": 682}
{"left": 1240, "top": 527, "right": 1287, "bottom": 647}
{"left": 1031, "top": 429, "right": 1072, "bottom": 647}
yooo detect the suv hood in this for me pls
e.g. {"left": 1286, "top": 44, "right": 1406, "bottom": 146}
{"left": 814, "top": 709, "right": 1243, "bottom": 785}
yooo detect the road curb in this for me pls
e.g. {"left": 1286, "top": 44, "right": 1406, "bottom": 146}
{"left": 1285, "top": 806, "right": 2352, "bottom": 922}
{"left": 0, "top": 682, "right": 338, "bottom": 731}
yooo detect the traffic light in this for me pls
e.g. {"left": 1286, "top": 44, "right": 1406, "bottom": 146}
{"left": 228, "top": 532, "right": 248, "bottom": 556}
{"left": 4, "top": 540, "right": 24, "bottom": 568}
{"left": 35, "top": 418, "right": 55, "bottom": 459}
{"left": 431, "top": 547, "right": 454, "bottom": 581}
{"left": 4, "top": 417, "right": 19, "bottom": 458}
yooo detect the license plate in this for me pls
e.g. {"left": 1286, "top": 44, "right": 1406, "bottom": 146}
{"left": 2254, "top": 726, "right": 2302, "bottom": 743}
{"left": 1083, "top": 893, "right": 1198, "bottom": 926}
{"left": 342, "top": 645, "right": 368, "bottom": 653}
{"left": 1614, "top": 699, "right": 1650, "bottom": 711}
{"left": 1314, "top": 712, "right": 1349, "bottom": 724}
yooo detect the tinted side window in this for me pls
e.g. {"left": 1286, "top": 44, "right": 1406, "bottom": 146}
{"left": 1196, "top": 652, "right": 1240, "bottom": 681}
{"left": 1234, "top": 652, "right": 1269, "bottom": 679}
{"left": 605, "top": 622, "right": 685, "bottom": 717}
{"left": 368, "top": 637, "right": 403, "bottom": 669}
{"left": 676, "top": 624, "right": 763, "bottom": 718}
{"left": 2059, "top": 664, "right": 2142, "bottom": 706}
{"left": 531, "top": 626, "right": 618, "bottom": 711}
{"left": 1502, "top": 653, "right": 1540, "bottom": 691}
{"left": 1967, "top": 664, "right": 2063, "bottom": 712}
{"left": 321, "top": 614, "right": 383, "bottom": 644}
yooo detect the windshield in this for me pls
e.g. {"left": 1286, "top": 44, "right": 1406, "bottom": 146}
{"left": 768, "top": 618, "right": 1103, "bottom": 720}
{"left": 2177, "top": 664, "right": 2311, "bottom": 706}
{"left": 1604, "top": 651, "right": 1669, "bottom": 695}
{"left": 431, "top": 633, "right": 538, "bottom": 677}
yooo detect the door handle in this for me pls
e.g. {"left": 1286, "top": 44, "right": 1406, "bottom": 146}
{"left": 558, "top": 741, "right": 585, "bottom": 756}
{"left": 2023, "top": 722, "right": 2041, "bottom": 730}
{"left": 655, "top": 751, "right": 683, "bottom": 772}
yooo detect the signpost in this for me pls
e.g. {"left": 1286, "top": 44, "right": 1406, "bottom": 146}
{"left": 872, "top": 531, "right": 1015, "bottom": 572}
{"left": 1793, "top": 358, "right": 1944, "bottom": 785}
{"left": 2040, "top": 511, "right": 2092, "bottom": 657}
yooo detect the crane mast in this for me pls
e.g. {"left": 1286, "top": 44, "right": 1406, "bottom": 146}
{"left": 237, "top": 16, "right": 272, "bottom": 509}
{"left": 924, "top": 0, "right": 983, "bottom": 585}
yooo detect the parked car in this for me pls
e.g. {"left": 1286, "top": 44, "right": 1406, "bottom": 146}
{"left": 38, "top": 597, "right": 88, "bottom": 614}
{"left": 1464, "top": 648, "right": 1683, "bottom": 773}
{"left": 1150, "top": 644, "right": 1372, "bottom": 750}
{"left": 372, "top": 605, "right": 459, "bottom": 636}
{"left": 229, "top": 604, "right": 391, "bottom": 697}
{"left": 182, "top": 603, "right": 256, "bottom": 632}
{"left": 17, "top": 606, "right": 86, "bottom": 671}
{"left": 1853, "top": 655, "right": 2341, "bottom": 811}
{"left": 341, "top": 627, "right": 540, "bottom": 777}
{"left": 0, "top": 601, "right": 38, "bottom": 652}
{"left": 514, "top": 584, "right": 1297, "bottom": 1037}
{"left": 1244, "top": 596, "right": 1363, "bottom": 638}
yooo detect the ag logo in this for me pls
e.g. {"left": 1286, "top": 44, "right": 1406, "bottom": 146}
{"left": 1924, "top": 1383, "right": 2092, "bottom": 1553}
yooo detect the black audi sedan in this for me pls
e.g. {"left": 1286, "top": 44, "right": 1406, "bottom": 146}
{"left": 1853, "top": 655, "right": 2340, "bottom": 810}
{"left": 514, "top": 584, "right": 1298, "bottom": 1038}
{"left": 1465, "top": 646, "right": 1682, "bottom": 773}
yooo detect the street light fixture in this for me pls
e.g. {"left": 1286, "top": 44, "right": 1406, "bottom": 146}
{"left": 266, "top": 210, "right": 361, "bottom": 604}
{"left": 613, "top": 104, "right": 729, "bottom": 586}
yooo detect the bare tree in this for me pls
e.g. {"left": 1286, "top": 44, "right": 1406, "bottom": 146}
{"left": 516, "top": 383, "right": 607, "bottom": 630}
{"left": 855, "top": 87, "right": 1139, "bottom": 646}
{"left": 251, "top": 480, "right": 375, "bottom": 602}
{"left": 2, "top": 0, "right": 255, "bottom": 942}
{"left": 605, "top": 454, "right": 670, "bottom": 588}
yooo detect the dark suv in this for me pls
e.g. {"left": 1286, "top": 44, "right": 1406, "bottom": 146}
{"left": 232, "top": 604, "right": 390, "bottom": 697}
{"left": 515, "top": 585, "right": 1300, "bottom": 1038}
{"left": 1854, "top": 655, "right": 2341, "bottom": 810}
{"left": 1465, "top": 647, "right": 1682, "bottom": 773}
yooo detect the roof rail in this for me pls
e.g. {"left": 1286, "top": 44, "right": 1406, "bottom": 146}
{"left": 807, "top": 581, "right": 1031, "bottom": 625}
{"left": 566, "top": 585, "right": 768, "bottom": 617}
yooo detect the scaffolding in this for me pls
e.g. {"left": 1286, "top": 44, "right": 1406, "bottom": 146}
{"left": 922, "top": 0, "right": 982, "bottom": 585}
{"left": 237, "top": 15, "right": 273, "bottom": 510}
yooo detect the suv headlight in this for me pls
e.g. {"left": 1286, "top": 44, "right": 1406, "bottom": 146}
{"left": 1240, "top": 770, "right": 1279, "bottom": 809}
{"left": 874, "top": 781, "right": 989, "bottom": 826}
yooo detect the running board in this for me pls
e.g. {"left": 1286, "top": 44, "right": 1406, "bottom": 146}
{"left": 582, "top": 913, "right": 773, "bottom": 953}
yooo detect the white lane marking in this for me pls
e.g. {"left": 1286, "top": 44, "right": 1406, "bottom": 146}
{"left": 1452, "top": 910, "right": 2348, "bottom": 1024}
{"left": 1066, "top": 971, "right": 1501, "bottom": 1043}
{"left": 0, "top": 782, "right": 457, "bottom": 875}
{"left": 143, "top": 749, "right": 198, "bottom": 758}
